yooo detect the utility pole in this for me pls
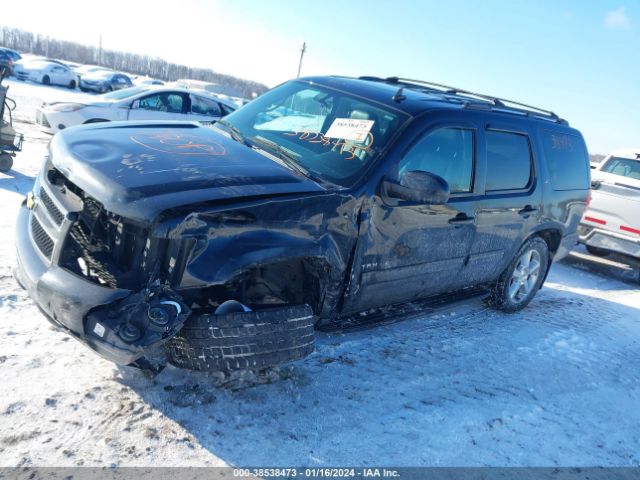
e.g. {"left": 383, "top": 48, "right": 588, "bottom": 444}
{"left": 98, "top": 35, "right": 102, "bottom": 65}
{"left": 296, "top": 42, "right": 306, "bottom": 78}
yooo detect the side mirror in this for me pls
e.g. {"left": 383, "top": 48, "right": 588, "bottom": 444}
{"left": 382, "top": 170, "right": 450, "bottom": 204}
{"left": 131, "top": 100, "right": 140, "bottom": 109}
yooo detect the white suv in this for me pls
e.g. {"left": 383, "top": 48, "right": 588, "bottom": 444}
{"left": 579, "top": 148, "right": 640, "bottom": 263}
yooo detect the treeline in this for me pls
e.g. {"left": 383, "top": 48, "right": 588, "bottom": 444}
{"left": 0, "top": 25, "right": 268, "bottom": 98}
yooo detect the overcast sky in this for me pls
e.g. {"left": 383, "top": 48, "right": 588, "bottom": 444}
{"left": 3, "top": 0, "right": 639, "bottom": 154}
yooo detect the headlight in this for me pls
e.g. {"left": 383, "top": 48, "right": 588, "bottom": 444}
{"left": 49, "top": 103, "right": 86, "bottom": 112}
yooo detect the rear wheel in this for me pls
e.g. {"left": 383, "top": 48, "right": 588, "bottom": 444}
{"left": 0, "top": 154, "right": 13, "bottom": 173}
{"left": 68, "top": 80, "right": 76, "bottom": 89}
{"left": 42, "top": 75, "right": 50, "bottom": 85}
{"left": 586, "top": 245, "right": 610, "bottom": 257}
{"left": 166, "top": 304, "right": 315, "bottom": 372}
{"left": 489, "top": 236, "right": 549, "bottom": 312}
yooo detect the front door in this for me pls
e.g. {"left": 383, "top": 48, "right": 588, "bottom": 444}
{"left": 342, "top": 123, "right": 479, "bottom": 314}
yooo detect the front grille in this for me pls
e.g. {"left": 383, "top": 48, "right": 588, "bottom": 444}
{"left": 39, "top": 188, "right": 64, "bottom": 225}
{"left": 30, "top": 215, "right": 54, "bottom": 260}
{"left": 58, "top": 190, "right": 150, "bottom": 289}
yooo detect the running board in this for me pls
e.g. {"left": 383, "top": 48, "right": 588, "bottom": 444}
{"left": 318, "top": 286, "right": 491, "bottom": 332}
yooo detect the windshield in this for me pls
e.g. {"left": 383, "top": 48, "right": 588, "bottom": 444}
{"left": 102, "top": 85, "right": 149, "bottom": 100}
{"left": 218, "top": 80, "right": 408, "bottom": 186}
{"left": 601, "top": 156, "right": 640, "bottom": 180}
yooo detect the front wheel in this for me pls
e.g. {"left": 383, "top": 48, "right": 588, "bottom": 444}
{"left": 489, "top": 236, "right": 549, "bottom": 313}
{"left": 42, "top": 75, "right": 50, "bottom": 85}
{"left": 0, "top": 154, "right": 14, "bottom": 173}
{"left": 68, "top": 80, "right": 76, "bottom": 89}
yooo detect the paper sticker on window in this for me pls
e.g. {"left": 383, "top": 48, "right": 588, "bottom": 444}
{"left": 325, "top": 118, "right": 374, "bottom": 142}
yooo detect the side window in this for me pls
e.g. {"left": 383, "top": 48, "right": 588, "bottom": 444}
{"left": 191, "top": 96, "right": 222, "bottom": 117}
{"left": 540, "top": 130, "right": 589, "bottom": 190}
{"left": 220, "top": 103, "right": 236, "bottom": 116}
{"left": 136, "top": 93, "right": 186, "bottom": 113}
{"left": 485, "top": 130, "right": 532, "bottom": 191}
{"left": 398, "top": 127, "right": 474, "bottom": 194}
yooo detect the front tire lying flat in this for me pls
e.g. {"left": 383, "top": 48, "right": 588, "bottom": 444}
{"left": 489, "top": 236, "right": 549, "bottom": 313}
{"left": 165, "top": 304, "right": 315, "bottom": 372}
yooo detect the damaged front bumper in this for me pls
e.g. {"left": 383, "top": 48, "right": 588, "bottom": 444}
{"left": 14, "top": 202, "right": 190, "bottom": 365}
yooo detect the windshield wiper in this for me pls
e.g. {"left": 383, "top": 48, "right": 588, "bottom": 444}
{"left": 251, "top": 136, "right": 312, "bottom": 178}
{"left": 215, "top": 119, "right": 251, "bottom": 147}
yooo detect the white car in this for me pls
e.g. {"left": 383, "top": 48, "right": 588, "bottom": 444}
{"left": 132, "top": 75, "right": 164, "bottom": 86}
{"left": 579, "top": 148, "right": 640, "bottom": 261}
{"left": 14, "top": 59, "right": 77, "bottom": 88}
{"left": 35, "top": 85, "right": 237, "bottom": 133}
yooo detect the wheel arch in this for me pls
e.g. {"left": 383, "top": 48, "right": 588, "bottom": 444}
{"left": 83, "top": 118, "right": 110, "bottom": 124}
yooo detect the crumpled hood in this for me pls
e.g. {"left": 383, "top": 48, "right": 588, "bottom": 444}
{"left": 49, "top": 121, "right": 325, "bottom": 223}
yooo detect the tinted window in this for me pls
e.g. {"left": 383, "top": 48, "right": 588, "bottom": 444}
{"left": 601, "top": 157, "right": 640, "bottom": 180}
{"left": 540, "top": 131, "right": 590, "bottom": 190}
{"left": 398, "top": 127, "right": 474, "bottom": 193}
{"left": 220, "top": 103, "right": 236, "bottom": 115}
{"left": 485, "top": 130, "right": 532, "bottom": 191}
{"left": 137, "top": 92, "right": 185, "bottom": 113}
{"left": 191, "top": 95, "right": 222, "bottom": 116}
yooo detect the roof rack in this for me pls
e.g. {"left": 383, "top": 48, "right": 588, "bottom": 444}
{"left": 359, "top": 76, "right": 567, "bottom": 124}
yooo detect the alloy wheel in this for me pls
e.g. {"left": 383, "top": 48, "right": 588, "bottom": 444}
{"left": 508, "top": 248, "right": 541, "bottom": 303}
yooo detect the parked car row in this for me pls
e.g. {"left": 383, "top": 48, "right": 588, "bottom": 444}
{"left": 36, "top": 85, "right": 237, "bottom": 133}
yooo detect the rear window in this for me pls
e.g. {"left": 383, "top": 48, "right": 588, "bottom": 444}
{"left": 601, "top": 157, "right": 640, "bottom": 180}
{"left": 541, "top": 130, "right": 589, "bottom": 190}
{"left": 485, "top": 130, "right": 532, "bottom": 191}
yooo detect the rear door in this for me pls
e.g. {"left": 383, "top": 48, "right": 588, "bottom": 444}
{"left": 127, "top": 91, "right": 190, "bottom": 121}
{"left": 467, "top": 124, "right": 542, "bottom": 284}
{"left": 342, "top": 119, "right": 480, "bottom": 314}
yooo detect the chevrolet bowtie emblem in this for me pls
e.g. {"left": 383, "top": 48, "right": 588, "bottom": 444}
{"left": 26, "top": 192, "right": 36, "bottom": 210}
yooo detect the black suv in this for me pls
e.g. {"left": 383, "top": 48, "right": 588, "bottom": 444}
{"left": 14, "top": 76, "right": 590, "bottom": 372}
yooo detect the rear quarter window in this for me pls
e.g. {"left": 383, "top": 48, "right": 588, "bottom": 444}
{"left": 540, "top": 130, "right": 589, "bottom": 190}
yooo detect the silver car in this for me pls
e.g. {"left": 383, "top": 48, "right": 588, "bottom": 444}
{"left": 579, "top": 149, "right": 640, "bottom": 261}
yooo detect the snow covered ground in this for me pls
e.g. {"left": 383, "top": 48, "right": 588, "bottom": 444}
{"left": 1, "top": 78, "right": 639, "bottom": 468}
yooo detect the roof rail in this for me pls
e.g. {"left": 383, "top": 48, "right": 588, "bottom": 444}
{"left": 360, "top": 76, "right": 566, "bottom": 124}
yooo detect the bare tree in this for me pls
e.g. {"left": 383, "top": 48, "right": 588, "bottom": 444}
{"left": 0, "top": 25, "right": 268, "bottom": 98}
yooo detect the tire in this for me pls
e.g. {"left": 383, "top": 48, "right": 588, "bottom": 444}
{"left": 42, "top": 75, "right": 50, "bottom": 85}
{"left": 69, "top": 80, "right": 76, "bottom": 89}
{"left": 165, "top": 304, "right": 315, "bottom": 372}
{"left": 489, "top": 236, "right": 549, "bottom": 313}
{"left": 586, "top": 245, "right": 610, "bottom": 257}
{"left": 80, "top": 87, "right": 88, "bottom": 92}
{"left": 0, "top": 154, "right": 13, "bottom": 173}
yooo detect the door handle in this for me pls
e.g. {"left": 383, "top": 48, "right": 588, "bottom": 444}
{"left": 448, "top": 214, "right": 475, "bottom": 225}
{"left": 518, "top": 205, "right": 539, "bottom": 217}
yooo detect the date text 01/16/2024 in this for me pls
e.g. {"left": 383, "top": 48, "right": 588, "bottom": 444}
{"left": 232, "top": 468, "right": 400, "bottom": 478}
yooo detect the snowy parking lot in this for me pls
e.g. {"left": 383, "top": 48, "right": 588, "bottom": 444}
{"left": 0, "top": 78, "right": 639, "bottom": 468}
